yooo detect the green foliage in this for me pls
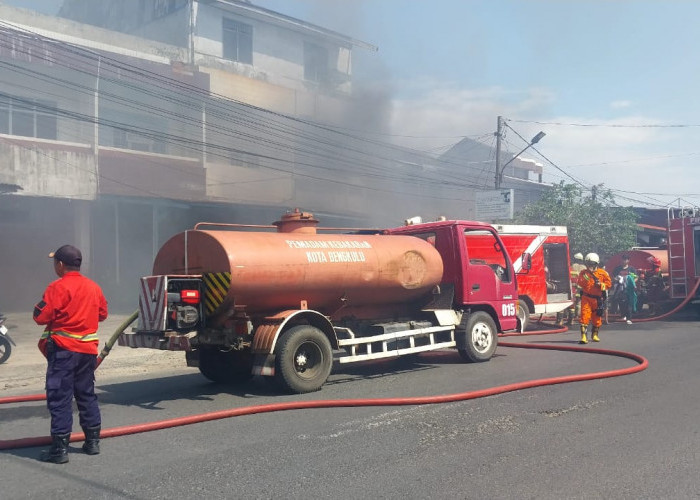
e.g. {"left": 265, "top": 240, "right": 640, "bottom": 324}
{"left": 514, "top": 182, "right": 638, "bottom": 261}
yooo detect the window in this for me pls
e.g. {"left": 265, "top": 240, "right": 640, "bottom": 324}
{"left": 464, "top": 229, "right": 510, "bottom": 282}
{"left": 0, "top": 95, "right": 57, "bottom": 140}
{"left": 304, "top": 42, "right": 328, "bottom": 83}
{"left": 410, "top": 231, "right": 437, "bottom": 247}
{"left": 222, "top": 19, "right": 253, "bottom": 64}
{"left": 99, "top": 108, "right": 166, "bottom": 154}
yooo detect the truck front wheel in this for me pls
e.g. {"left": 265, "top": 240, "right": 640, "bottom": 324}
{"left": 198, "top": 347, "right": 254, "bottom": 384}
{"left": 275, "top": 325, "right": 333, "bottom": 394}
{"left": 517, "top": 299, "right": 530, "bottom": 332}
{"left": 458, "top": 311, "right": 498, "bottom": 363}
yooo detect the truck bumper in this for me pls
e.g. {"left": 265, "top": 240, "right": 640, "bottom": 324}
{"left": 118, "top": 332, "right": 193, "bottom": 351}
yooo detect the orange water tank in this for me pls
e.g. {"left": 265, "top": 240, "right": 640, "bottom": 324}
{"left": 605, "top": 249, "right": 668, "bottom": 276}
{"left": 153, "top": 212, "right": 444, "bottom": 317}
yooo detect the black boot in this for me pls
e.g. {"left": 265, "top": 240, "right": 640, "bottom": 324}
{"left": 39, "top": 433, "right": 70, "bottom": 464}
{"left": 82, "top": 426, "right": 101, "bottom": 455}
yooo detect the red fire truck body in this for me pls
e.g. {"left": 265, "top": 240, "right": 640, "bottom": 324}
{"left": 605, "top": 207, "right": 700, "bottom": 313}
{"left": 491, "top": 225, "right": 573, "bottom": 329}
{"left": 666, "top": 208, "right": 700, "bottom": 299}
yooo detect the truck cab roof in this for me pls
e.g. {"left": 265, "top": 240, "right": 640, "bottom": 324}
{"left": 385, "top": 219, "right": 496, "bottom": 235}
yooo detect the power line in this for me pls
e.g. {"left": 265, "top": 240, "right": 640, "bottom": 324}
{"left": 0, "top": 23, "right": 504, "bottom": 190}
{"left": 509, "top": 118, "right": 700, "bottom": 128}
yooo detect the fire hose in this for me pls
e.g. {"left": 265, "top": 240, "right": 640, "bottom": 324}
{"left": 0, "top": 315, "right": 649, "bottom": 451}
{"left": 627, "top": 278, "right": 700, "bottom": 323}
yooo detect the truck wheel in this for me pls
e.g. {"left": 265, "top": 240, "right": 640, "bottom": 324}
{"left": 458, "top": 311, "right": 497, "bottom": 363}
{"left": 198, "top": 347, "right": 254, "bottom": 384}
{"left": 274, "top": 325, "right": 333, "bottom": 394}
{"left": 517, "top": 300, "right": 530, "bottom": 332}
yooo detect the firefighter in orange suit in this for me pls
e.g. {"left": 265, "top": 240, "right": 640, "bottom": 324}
{"left": 577, "top": 252, "right": 611, "bottom": 344}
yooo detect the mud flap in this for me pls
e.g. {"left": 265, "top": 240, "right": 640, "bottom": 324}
{"left": 185, "top": 350, "right": 199, "bottom": 367}
{"left": 252, "top": 354, "right": 276, "bottom": 376}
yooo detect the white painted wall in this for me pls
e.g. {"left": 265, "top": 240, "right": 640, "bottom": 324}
{"left": 194, "top": 3, "right": 351, "bottom": 94}
{"left": 0, "top": 141, "right": 97, "bottom": 199}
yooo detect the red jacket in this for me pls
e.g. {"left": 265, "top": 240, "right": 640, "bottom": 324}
{"left": 34, "top": 271, "right": 108, "bottom": 356}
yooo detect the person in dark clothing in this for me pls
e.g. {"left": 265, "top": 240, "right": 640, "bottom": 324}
{"left": 611, "top": 255, "right": 637, "bottom": 319}
{"left": 612, "top": 255, "right": 637, "bottom": 280}
{"left": 34, "top": 245, "right": 108, "bottom": 464}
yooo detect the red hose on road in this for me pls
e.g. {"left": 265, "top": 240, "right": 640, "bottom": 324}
{"left": 629, "top": 278, "right": 700, "bottom": 323}
{"left": 0, "top": 312, "right": 140, "bottom": 405}
{"left": 0, "top": 324, "right": 568, "bottom": 407}
{"left": 0, "top": 340, "right": 647, "bottom": 451}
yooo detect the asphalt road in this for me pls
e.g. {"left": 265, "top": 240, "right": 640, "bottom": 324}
{"left": 2, "top": 311, "right": 700, "bottom": 499}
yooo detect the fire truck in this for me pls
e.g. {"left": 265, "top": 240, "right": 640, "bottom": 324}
{"left": 120, "top": 210, "right": 524, "bottom": 394}
{"left": 606, "top": 206, "right": 700, "bottom": 314}
{"left": 490, "top": 225, "right": 573, "bottom": 331}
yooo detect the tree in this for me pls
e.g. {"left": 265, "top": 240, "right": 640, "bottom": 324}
{"left": 514, "top": 182, "right": 637, "bottom": 260}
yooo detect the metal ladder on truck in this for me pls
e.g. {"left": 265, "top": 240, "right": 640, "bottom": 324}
{"left": 667, "top": 207, "right": 694, "bottom": 299}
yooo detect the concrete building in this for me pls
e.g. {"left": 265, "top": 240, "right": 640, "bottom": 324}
{"left": 0, "top": 1, "right": 381, "bottom": 310}
{"left": 0, "top": 1, "right": 485, "bottom": 311}
{"left": 439, "top": 137, "right": 549, "bottom": 219}
{"left": 0, "top": 1, "right": 554, "bottom": 312}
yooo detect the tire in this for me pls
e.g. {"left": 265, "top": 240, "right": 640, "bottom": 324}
{"left": 0, "top": 336, "right": 10, "bottom": 364}
{"left": 274, "top": 325, "right": 333, "bottom": 394}
{"left": 198, "top": 347, "right": 254, "bottom": 384}
{"left": 516, "top": 299, "right": 530, "bottom": 332}
{"left": 458, "top": 311, "right": 498, "bottom": 363}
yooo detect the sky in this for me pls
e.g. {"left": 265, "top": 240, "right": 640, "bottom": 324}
{"left": 6, "top": 0, "right": 700, "bottom": 209}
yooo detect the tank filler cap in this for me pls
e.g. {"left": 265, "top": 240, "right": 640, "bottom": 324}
{"left": 274, "top": 208, "right": 319, "bottom": 234}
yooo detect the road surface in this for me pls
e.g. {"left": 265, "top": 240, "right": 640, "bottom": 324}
{"left": 1, "top": 310, "right": 699, "bottom": 499}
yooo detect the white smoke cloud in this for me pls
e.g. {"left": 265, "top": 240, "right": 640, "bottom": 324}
{"left": 610, "top": 100, "right": 633, "bottom": 109}
{"left": 388, "top": 81, "right": 700, "bottom": 207}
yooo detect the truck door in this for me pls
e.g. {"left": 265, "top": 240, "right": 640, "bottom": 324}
{"left": 462, "top": 228, "right": 518, "bottom": 330}
{"left": 544, "top": 243, "right": 572, "bottom": 300}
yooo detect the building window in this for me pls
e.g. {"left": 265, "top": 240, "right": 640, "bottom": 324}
{"left": 222, "top": 19, "right": 253, "bottom": 64}
{"left": 0, "top": 95, "right": 57, "bottom": 140}
{"left": 304, "top": 42, "right": 328, "bottom": 83}
{"left": 99, "top": 108, "right": 167, "bottom": 154}
{"left": 153, "top": 0, "right": 184, "bottom": 18}
{"left": 0, "top": 95, "right": 57, "bottom": 139}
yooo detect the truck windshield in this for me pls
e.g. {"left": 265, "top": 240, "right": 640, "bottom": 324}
{"left": 464, "top": 229, "right": 510, "bottom": 282}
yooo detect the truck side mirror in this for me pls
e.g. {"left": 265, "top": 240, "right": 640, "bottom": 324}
{"left": 522, "top": 252, "right": 532, "bottom": 271}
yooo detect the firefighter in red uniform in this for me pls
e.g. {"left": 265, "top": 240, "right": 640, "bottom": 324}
{"left": 34, "top": 245, "right": 108, "bottom": 464}
{"left": 643, "top": 256, "right": 667, "bottom": 315}
{"left": 577, "top": 252, "right": 611, "bottom": 344}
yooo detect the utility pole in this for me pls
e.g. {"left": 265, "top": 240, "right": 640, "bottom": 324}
{"left": 494, "top": 116, "right": 503, "bottom": 189}
{"left": 494, "top": 116, "right": 545, "bottom": 190}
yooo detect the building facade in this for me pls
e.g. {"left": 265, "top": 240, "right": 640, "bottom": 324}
{"left": 0, "top": 2, "right": 480, "bottom": 310}
{"left": 0, "top": 1, "right": 553, "bottom": 311}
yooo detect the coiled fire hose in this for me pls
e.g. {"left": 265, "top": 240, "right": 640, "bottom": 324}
{"left": 0, "top": 311, "right": 652, "bottom": 451}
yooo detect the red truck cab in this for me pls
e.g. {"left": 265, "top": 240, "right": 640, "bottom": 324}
{"left": 386, "top": 220, "right": 519, "bottom": 333}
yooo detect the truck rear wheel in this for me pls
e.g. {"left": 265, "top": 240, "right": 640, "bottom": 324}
{"left": 517, "top": 299, "right": 530, "bottom": 332}
{"left": 198, "top": 347, "right": 254, "bottom": 384}
{"left": 274, "top": 325, "right": 333, "bottom": 394}
{"left": 458, "top": 311, "right": 498, "bottom": 363}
